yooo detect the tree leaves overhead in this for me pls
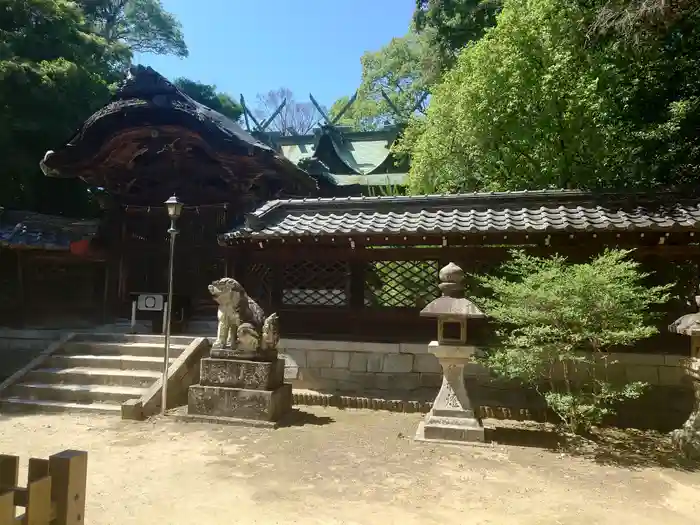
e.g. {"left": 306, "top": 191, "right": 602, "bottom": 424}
{"left": 400, "top": 0, "right": 700, "bottom": 194}
{"left": 0, "top": 0, "right": 193, "bottom": 215}
{"left": 414, "top": 0, "right": 501, "bottom": 72}
{"left": 173, "top": 78, "right": 243, "bottom": 122}
{"left": 329, "top": 31, "right": 432, "bottom": 132}
{"left": 0, "top": 0, "right": 129, "bottom": 214}
{"left": 357, "top": 31, "right": 431, "bottom": 122}
{"left": 78, "top": 0, "right": 187, "bottom": 57}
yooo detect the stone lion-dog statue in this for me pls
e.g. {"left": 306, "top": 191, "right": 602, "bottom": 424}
{"left": 208, "top": 277, "right": 280, "bottom": 356}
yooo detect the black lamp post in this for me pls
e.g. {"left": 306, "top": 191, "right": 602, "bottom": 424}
{"left": 162, "top": 194, "right": 183, "bottom": 415}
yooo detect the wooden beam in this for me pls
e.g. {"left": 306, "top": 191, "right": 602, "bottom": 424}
{"left": 16, "top": 251, "right": 24, "bottom": 326}
{"left": 331, "top": 92, "right": 357, "bottom": 124}
{"left": 380, "top": 89, "right": 404, "bottom": 120}
{"left": 260, "top": 99, "right": 287, "bottom": 132}
{"left": 308, "top": 93, "right": 333, "bottom": 127}
{"left": 227, "top": 229, "right": 699, "bottom": 251}
{"left": 240, "top": 94, "right": 251, "bottom": 131}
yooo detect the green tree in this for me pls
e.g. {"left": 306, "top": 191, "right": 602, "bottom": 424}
{"left": 475, "top": 249, "right": 671, "bottom": 433}
{"left": 78, "top": 0, "right": 187, "bottom": 57}
{"left": 173, "top": 78, "right": 243, "bottom": 122}
{"left": 414, "top": 0, "right": 501, "bottom": 72}
{"left": 0, "top": 0, "right": 129, "bottom": 214}
{"left": 400, "top": 0, "right": 700, "bottom": 194}
{"left": 327, "top": 95, "right": 383, "bottom": 132}
{"left": 329, "top": 31, "right": 433, "bottom": 132}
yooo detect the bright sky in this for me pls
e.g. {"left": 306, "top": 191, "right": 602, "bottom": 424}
{"left": 133, "top": 0, "right": 415, "bottom": 109}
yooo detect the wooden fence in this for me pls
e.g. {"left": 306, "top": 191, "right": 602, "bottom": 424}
{"left": 0, "top": 450, "right": 87, "bottom": 525}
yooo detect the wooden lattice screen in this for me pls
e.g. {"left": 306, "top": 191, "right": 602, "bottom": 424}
{"left": 244, "top": 262, "right": 274, "bottom": 308}
{"left": 282, "top": 261, "right": 349, "bottom": 307}
{"left": 364, "top": 260, "right": 440, "bottom": 309}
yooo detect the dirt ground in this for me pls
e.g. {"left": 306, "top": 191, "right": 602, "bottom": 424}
{"left": 1, "top": 407, "right": 699, "bottom": 525}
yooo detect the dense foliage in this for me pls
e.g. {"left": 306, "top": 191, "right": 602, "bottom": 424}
{"left": 0, "top": 0, "right": 241, "bottom": 215}
{"left": 474, "top": 249, "right": 672, "bottom": 433}
{"left": 329, "top": 31, "right": 432, "bottom": 131}
{"left": 399, "top": 0, "right": 700, "bottom": 193}
{"left": 78, "top": 0, "right": 187, "bottom": 57}
{"left": 173, "top": 78, "right": 243, "bottom": 122}
{"left": 0, "top": 0, "right": 129, "bottom": 214}
{"left": 413, "top": 0, "right": 501, "bottom": 73}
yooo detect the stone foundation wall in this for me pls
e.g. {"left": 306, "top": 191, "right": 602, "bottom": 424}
{"left": 279, "top": 339, "right": 688, "bottom": 393}
{"left": 279, "top": 339, "right": 693, "bottom": 431}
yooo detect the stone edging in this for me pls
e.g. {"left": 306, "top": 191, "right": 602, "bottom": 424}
{"left": 292, "top": 390, "right": 432, "bottom": 413}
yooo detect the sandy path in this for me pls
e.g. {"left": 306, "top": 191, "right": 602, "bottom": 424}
{"left": 1, "top": 407, "right": 699, "bottom": 525}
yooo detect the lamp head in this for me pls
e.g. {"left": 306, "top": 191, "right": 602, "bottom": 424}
{"left": 164, "top": 194, "right": 183, "bottom": 220}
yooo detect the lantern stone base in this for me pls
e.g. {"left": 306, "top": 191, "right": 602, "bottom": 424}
{"left": 670, "top": 355, "right": 700, "bottom": 458}
{"left": 414, "top": 342, "right": 486, "bottom": 445}
{"left": 671, "top": 413, "right": 700, "bottom": 459}
{"left": 184, "top": 357, "right": 292, "bottom": 426}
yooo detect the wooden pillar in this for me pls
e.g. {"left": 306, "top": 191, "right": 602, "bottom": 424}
{"left": 16, "top": 250, "right": 25, "bottom": 326}
{"left": 271, "top": 259, "right": 283, "bottom": 309}
{"left": 349, "top": 260, "right": 366, "bottom": 310}
{"left": 102, "top": 264, "right": 109, "bottom": 323}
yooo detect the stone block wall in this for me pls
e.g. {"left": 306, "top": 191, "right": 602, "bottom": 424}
{"left": 279, "top": 338, "right": 694, "bottom": 430}
{"left": 280, "top": 340, "right": 451, "bottom": 402}
{"left": 280, "top": 339, "right": 689, "bottom": 394}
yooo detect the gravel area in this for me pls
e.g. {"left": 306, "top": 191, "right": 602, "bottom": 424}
{"left": 1, "top": 407, "right": 699, "bottom": 524}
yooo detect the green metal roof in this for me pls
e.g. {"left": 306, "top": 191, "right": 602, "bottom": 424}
{"left": 329, "top": 138, "right": 392, "bottom": 175}
{"left": 280, "top": 141, "right": 316, "bottom": 165}
{"left": 276, "top": 126, "right": 406, "bottom": 177}
{"left": 330, "top": 173, "right": 407, "bottom": 186}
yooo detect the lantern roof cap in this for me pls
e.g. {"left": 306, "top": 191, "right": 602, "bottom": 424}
{"left": 420, "top": 262, "right": 485, "bottom": 319}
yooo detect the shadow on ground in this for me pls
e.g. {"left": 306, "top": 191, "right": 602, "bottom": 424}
{"left": 278, "top": 408, "right": 334, "bottom": 428}
{"left": 566, "top": 428, "right": 700, "bottom": 472}
{"left": 486, "top": 421, "right": 700, "bottom": 472}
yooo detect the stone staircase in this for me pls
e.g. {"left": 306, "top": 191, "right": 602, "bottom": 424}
{"left": 0, "top": 333, "right": 198, "bottom": 414}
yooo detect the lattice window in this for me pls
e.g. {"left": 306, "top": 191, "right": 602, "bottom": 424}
{"left": 245, "top": 263, "right": 274, "bottom": 307}
{"left": 282, "top": 261, "right": 349, "bottom": 307}
{"left": 365, "top": 260, "right": 440, "bottom": 309}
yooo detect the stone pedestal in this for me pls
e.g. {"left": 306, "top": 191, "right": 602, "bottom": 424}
{"left": 671, "top": 334, "right": 700, "bottom": 458}
{"left": 415, "top": 341, "right": 485, "bottom": 444}
{"left": 185, "top": 354, "right": 292, "bottom": 427}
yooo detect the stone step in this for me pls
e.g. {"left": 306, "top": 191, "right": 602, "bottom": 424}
{"left": 26, "top": 367, "right": 161, "bottom": 389}
{"left": 9, "top": 383, "right": 146, "bottom": 404}
{"left": 60, "top": 341, "right": 189, "bottom": 358}
{"left": 71, "top": 333, "right": 196, "bottom": 345}
{"left": 46, "top": 354, "right": 175, "bottom": 372}
{"left": 0, "top": 397, "right": 123, "bottom": 415}
{"left": 184, "top": 320, "right": 217, "bottom": 337}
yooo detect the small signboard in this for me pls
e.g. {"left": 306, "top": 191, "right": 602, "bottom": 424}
{"left": 136, "top": 294, "right": 165, "bottom": 312}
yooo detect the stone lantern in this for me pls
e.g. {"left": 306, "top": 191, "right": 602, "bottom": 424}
{"left": 415, "top": 262, "right": 487, "bottom": 444}
{"left": 668, "top": 289, "right": 700, "bottom": 458}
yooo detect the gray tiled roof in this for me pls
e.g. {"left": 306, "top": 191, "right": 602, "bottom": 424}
{"left": 0, "top": 209, "right": 99, "bottom": 250}
{"left": 221, "top": 190, "right": 700, "bottom": 242}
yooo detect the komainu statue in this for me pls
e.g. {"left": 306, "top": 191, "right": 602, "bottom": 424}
{"left": 208, "top": 277, "right": 280, "bottom": 358}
